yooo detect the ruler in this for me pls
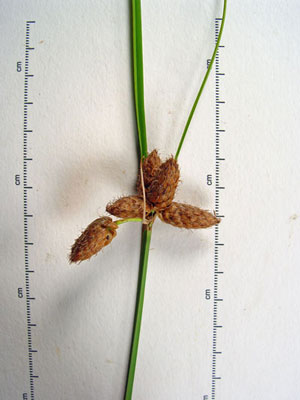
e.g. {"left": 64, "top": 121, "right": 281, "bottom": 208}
{"left": 212, "top": 17, "right": 225, "bottom": 400}
{"left": 23, "top": 20, "right": 38, "bottom": 400}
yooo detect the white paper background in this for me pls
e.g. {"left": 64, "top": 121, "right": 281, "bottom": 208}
{"left": 1, "top": 1, "right": 300, "bottom": 399}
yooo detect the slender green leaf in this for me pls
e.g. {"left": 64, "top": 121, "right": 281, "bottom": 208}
{"left": 175, "top": 0, "right": 227, "bottom": 160}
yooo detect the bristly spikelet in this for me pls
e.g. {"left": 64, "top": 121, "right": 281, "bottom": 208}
{"left": 106, "top": 196, "right": 152, "bottom": 219}
{"left": 158, "top": 202, "right": 220, "bottom": 229}
{"left": 137, "top": 149, "right": 162, "bottom": 194}
{"left": 70, "top": 149, "right": 220, "bottom": 263}
{"left": 70, "top": 217, "right": 118, "bottom": 263}
{"left": 146, "top": 157, "right": 180, "bottom": 210}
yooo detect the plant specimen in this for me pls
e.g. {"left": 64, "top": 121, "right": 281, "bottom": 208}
{"left": 69, "top": 1, "right": 226, "bottom": 398}
{"left": 70, "top": 150, "right": 220, "bottom": 263}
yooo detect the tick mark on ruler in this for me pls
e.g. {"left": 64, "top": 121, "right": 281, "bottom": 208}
{"left": 24, "top": 20, "right": 38, "bottom": 400}
{"left": 212, "top": 17, "right": 225, "bottom": 400}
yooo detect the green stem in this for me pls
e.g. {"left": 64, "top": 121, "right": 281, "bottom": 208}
{"left": 132, "top": 0, "right": 148, "bottom": 158}
{"left": 124, "top": 226, "right": 152, "bottom": 400}
{"left": 175, "top": 0, "right": 227, "bottom": 160}
{"left": 124, "top": 1, "right": 150, "bottom": 399}
{"left": 116, "top": 218, "right": 143, "bottom": 226}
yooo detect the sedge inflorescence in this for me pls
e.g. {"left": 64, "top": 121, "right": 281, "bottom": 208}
{"left": 69, "top": 149, "right": 220, "bottom": 263}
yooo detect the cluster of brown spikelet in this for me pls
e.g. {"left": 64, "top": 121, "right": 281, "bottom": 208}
{"left": 69, "top": 150, "right": 220, "bottom": 263}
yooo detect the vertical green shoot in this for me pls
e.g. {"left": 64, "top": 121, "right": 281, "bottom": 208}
{"left": 125, "top": 1, "right": 151, "bottom": 399}
{"left": 124, "top": 227, "right": 152, "bottom": 399}
{"left": 132, "top": 0, "right": 148, "bottom": 158}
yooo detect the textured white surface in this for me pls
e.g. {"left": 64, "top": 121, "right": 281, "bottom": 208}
{"left": 1, "top": 1, "right": 300, "bottom": 399}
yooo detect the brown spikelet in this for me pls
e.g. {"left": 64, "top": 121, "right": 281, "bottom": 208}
{"left": 106, "top": 195, "right": 151, "bottom": 219}
{"left": 146, "top": 157, "right": 180, "bottom": 210}
{"left": 158, "top": 202, "right": 220, "bottom": 229}
{"left": 70, "top": 217, "right": 118, "bottom": 263}
{"left": 137, "top": 149, "right": 162, "bottom": 194}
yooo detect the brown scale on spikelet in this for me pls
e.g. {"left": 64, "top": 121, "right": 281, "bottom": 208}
{"left": 106, "top": 195, "right": 152, "bottom": 219}
{"left": 70, "top": 217, "right": 118, "bottom": 263}
{"left": 146, "top": 157, "right": 180, "bottom": 210}
{"left": 137, "top": 149, "right": 162, "bottom": 195}
{"left": 158, "top": 202, "right": 220, "bottom": 229}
